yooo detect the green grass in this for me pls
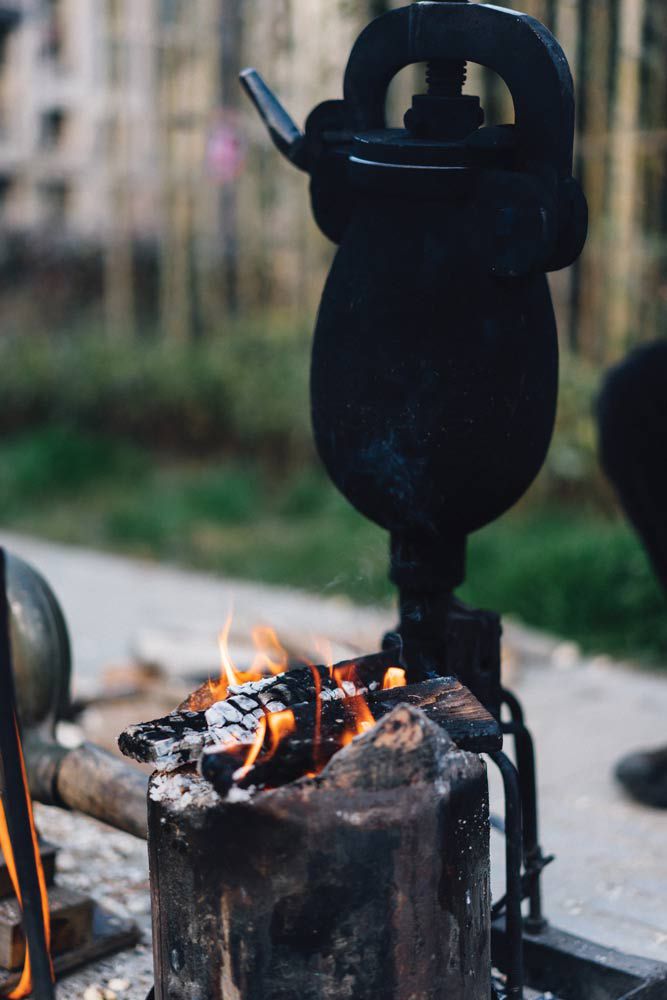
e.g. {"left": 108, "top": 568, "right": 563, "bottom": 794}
{"left": 1, "top": 424, "right": 666, "bottom": 665}
{"left": 461, "top": 513, "right": 667, "bottom": 662}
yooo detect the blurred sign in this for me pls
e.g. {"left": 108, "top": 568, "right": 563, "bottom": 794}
{"left": 206, "top": 111, "right": 247, "bottom": 184}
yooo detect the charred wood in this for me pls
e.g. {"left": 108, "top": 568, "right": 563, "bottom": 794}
{"left": 119, "top": 650, "right": 401, "bottom": 768}
{"left": 121, "top": 667, "right": 500, "bottom": 773}
{"left": 201, "top": 676, "right": 502, "bottom": 796}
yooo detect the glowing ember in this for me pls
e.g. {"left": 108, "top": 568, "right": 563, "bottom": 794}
{"left": 306, "top": 662, "right": 324, "bottom": 765}
{"left": 0, "top": 719, "right": 53, "bottom": 999}
{"left": 328, "top": 661, "right": 377, "bottom": 747}
{"left": 383, "top": 667, "right": 407, "bottom": 690}
{"left": 233, "top": 708, "right": 297, "bottom": 783}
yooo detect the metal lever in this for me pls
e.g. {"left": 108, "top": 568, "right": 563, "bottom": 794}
{"left": 240, "top": 68, "right": 308, "bottom": 170}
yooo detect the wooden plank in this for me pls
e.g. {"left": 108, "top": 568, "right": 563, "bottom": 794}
{"left": 0, "top": 886, "right": 93, "bottom": 972}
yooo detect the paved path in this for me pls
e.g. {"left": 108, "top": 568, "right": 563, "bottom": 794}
{"left": 1, "top": 532, "right": 665, "bottom": 996}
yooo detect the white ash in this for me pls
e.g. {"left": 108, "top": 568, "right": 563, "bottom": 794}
{"left": 264, "top": 700, "right": 287, "bottom": 712}
{"left": 149, "top": 771, "right": 221, "bottom": 812}
{"left": 205, "top": 701, "right": 244, "bottom": 726}
{"left": 223, "top": 722, "right": 255, "bottom": 743}
{"left": 319, "top": 687, "right": 345, "bottom": 703}
{"left": 226, "top": 784, "right": 255, "bottom": 803}
{"left": 232, "top": 693, "right": 260, "bottom": 713}
{"left": 227, "top": 675, "right": 277, "bottom": 696}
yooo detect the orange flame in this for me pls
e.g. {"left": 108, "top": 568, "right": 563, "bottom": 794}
{"left": 305, "top": 663, "right": 324, "bottom": 767}
{"left": 332, "top": 661, "right": 361, "bottom": 696}
{"left": 328, "top": 661, "right": 376, "bottom": 747}
{"left": 204, "top": 614, "right": 291, "bottom": 707}
{"left": 383, "top": 667, "right": 407, "bottom": 690}
{"left": 193, "top": 617, "right": 413, "bottom": 786}
{"left": 264, "top": 710, "right": 297, "bottom": 762}
{"left": 236, "top": 714, "right": 267, "bottom": 782}
{"left": 234, "top": 709, "right": 297, "bottom": 784}
{"left": 341, "top": 694, "right": 376, "bottom": 747}
{"left": 250, "top": 626, "right": 289, "bottom": 675}
{"left": 0, "top": 719, "right": 53, "bottom": 999}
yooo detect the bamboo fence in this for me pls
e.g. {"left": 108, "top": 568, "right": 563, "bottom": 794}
{"left": 151, "top": 0, "right": 667, "bottom": 363}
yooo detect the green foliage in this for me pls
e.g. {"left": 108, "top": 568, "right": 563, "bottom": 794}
{"left": 0, "top": 426, "right": 145, "bottom": 516}
{"left": 462, "top": 510, "right": 667, "bottom": 663}
{"left": 0, "top": 324, "right": 312, "bottom": 460}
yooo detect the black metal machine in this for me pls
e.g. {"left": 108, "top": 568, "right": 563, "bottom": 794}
{"left": 241, "top": 2, "right": 667, "bottom": 998}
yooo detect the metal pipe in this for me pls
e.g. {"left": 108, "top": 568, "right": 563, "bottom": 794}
{"left": 502, "top": 688, "right": 547, "bottom": 932}
{"left": 490, "top": 750, "right": 524, "bottom": 1000}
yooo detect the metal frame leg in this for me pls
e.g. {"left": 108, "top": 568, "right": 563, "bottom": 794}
{"left": 489, "top": 750, "right": 524, "bottom": 1000}
{"left": 501, "top": 688, "right": 549, "bottom": 933}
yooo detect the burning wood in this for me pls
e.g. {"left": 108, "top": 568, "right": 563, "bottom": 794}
{"left": 121, "top": 653, "right": 500, "bottom": 787}
{"left": 119, "top": 650, "right": 403, "bottom": 769}
{"left": 201, "top": 678, "right": 501, "bottom": 796}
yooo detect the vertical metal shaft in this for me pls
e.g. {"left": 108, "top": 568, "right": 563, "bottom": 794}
{"left": 490, "top": 751, "right": 524, "bottom": 1000}
{"left": 0, "top": 548, "right": 55, "bottom": 999}
{"left": 502, "top": 688, "right": 548, "bottom": 933}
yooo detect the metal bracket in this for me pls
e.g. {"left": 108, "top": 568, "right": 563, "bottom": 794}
{"left": 492, "top": 918, "right": 667, "bottom": 999}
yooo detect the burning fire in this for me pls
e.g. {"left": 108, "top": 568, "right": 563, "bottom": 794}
{"left": 383, "top": 667, "right": 407, "bottom": 690}
{"left": 340, "top": 693, "right": 376, "bottom": 746}
{"left": 0, "top": 720, "right": 53, "bottom": 999}
{"left": 235, "top": 715, "right": 267, "bottom": 782}
{"left": 215, "top": 616, "right": 290, "bottom": 699}
{"left": 234, "top": 710, "right": 297, "bottom": 781}
{"left": 199, "top": 613, "right": 407, "bottom": 785}
{"left": 185, "top": 614, "right": 292, "bottom": 710}
{"left": 265, "top": 709, "right": 297, "bottom": 762}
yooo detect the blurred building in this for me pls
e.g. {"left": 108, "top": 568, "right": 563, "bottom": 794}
{"left": 0, "top": 0, "right": 218, "bottom": 241}
{"left": 0, "top": 0, "right": 663, "bottom": 358}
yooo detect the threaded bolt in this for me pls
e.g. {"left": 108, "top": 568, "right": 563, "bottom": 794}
{"left": 426, "top": 0, "right": 469, "bottom": 99}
